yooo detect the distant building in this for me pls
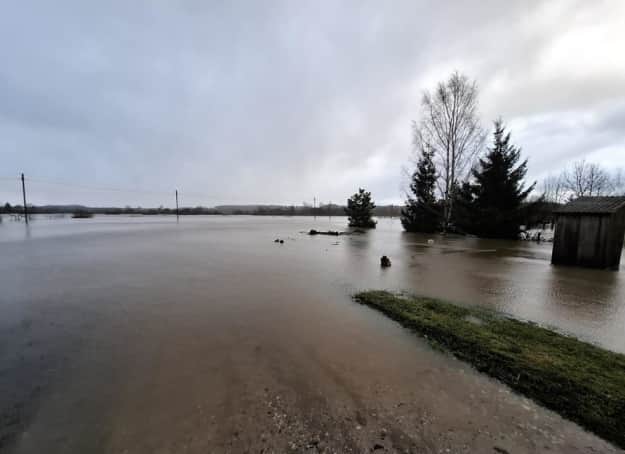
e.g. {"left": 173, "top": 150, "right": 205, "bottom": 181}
{"left": 552, "top": 196, "right": 625, "bottom": 270}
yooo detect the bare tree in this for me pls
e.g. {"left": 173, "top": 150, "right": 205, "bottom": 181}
{"left": 541, "top": 173, "right": 566, "bottom": 204}
{"left": 562, "top": 160, "right": 611, "bottom": 198}
{"left": 413, "top": 72, "right": 485, "bottom": 231}
{"left": 610, "top": 168, "right": 625, "bottom": 195}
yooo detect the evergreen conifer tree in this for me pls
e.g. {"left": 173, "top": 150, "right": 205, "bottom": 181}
{"left": 345, "top": 188, "right": 376, "bottom": 228}
{"left": 450, "top": 181, "right": 476, "bottom": 234}
{"left": 401, "top": 147, "right": 439, "bottom": 232}
{"left": 471, "top": 120, "right": 535, "bottom": 238}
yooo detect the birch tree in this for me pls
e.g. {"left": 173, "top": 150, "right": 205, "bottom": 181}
{"left": 414, "top": 72, "right": 485, "bottom": 231}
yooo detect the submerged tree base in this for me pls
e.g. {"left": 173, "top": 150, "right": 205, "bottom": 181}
{"left": 354, "top": 291, "right": 625, "bottom": 449}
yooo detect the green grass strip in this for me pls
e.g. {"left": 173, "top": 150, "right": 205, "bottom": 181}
{"left": 354, "top": 290, "right": 625, "bottom": 448}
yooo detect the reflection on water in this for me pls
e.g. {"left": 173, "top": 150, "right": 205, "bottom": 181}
{"left": 1, "top": 214, "right": 623, "bottom": 352}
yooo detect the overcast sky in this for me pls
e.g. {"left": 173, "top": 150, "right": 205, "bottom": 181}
{"left": 1, "top": 0, "right": 624, "bottom": 207}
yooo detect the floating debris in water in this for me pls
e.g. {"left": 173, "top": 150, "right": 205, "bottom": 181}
{"left": 308, "top": 229, "right": 340, "bottom": 236}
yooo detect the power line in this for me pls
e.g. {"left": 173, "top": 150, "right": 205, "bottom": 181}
{"left": 24, "top": 177, "right": 173, "bottom": 196}
{"left": 22, "top": 176, "right": 218, "bottom": 201}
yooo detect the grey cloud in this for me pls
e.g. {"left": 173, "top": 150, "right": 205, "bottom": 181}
{"left": 1, "top": 0, "right": 623, "bottom": 206}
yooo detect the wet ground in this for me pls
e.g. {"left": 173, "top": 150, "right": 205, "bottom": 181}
{"left": 1, "top": 215, "right": 623, "bottom": 453}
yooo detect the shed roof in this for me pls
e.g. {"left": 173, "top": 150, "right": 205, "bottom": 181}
{"left": 556, "top": 196, "right": 625, "bottom": 215}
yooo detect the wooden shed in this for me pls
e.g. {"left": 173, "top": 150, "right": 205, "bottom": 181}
{"left": 551, "top": 196, "right": 625, "bottom": 270}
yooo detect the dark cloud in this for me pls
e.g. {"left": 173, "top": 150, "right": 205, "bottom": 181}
{"left": 1, "top": 0, "right": 623, "bottom": 206}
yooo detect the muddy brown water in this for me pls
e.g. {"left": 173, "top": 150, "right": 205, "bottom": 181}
{"left": 1, "top": 215, "right": 623, "bottom": 453}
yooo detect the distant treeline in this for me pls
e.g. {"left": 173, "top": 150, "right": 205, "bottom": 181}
{"left": 0, "top": 202, "right": 403, "bottom": 217}
{"left": 0, "top": 203, "right": 220, "bottom": 216}
{"left": 215, "top": 204, "right": 402, "bottom": 217}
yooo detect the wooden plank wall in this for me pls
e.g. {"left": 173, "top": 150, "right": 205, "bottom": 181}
{"left": 607, "top": 210, "right": 625, "bottom": 270}
{"left": 552, "top": 215, "right": 580, "bottom": 266}
{"left": 552, "top": 213, "right": 622, "bottom": 269}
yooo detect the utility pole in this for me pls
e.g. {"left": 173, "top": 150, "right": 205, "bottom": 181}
{"left": 313, "top": 196, "right": 316, "bottom": 220}
{"left": 175, "top": 189, "right": 179, "bottom": 222}
{"left": 21, "top": 173, "right": 28, "bottom": 225}
{"left": 329, "top": 200, "right": 332, "bottom": 221}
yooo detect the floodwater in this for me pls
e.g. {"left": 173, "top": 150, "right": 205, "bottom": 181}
{"left": 0, "top": 215, "right": 623, "bottom": 453}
